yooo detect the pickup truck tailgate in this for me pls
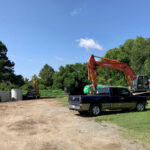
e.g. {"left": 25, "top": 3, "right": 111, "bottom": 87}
{"left": 69, "top": 95, "right": 81, "bottom": 110}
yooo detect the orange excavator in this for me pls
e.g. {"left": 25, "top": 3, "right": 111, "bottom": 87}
{"left": 88, "top": 55, "right": 149, "bottom": 93}
{"left": 26, "top": 75, "right": 40, "bottom": 99}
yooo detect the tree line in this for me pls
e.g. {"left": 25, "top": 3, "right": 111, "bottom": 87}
{"left": 97, "top": 36, "right": 150, "bottom": 87}
{"left": 22, "top": 63, "right": 89, "bottom": 94}
{"left": 0, "top": 36, "right": 150, "bottom": 94}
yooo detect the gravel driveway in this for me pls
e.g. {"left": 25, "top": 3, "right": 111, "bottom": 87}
{"left": 0, "top": 99, "right": 146, "bottom": 150}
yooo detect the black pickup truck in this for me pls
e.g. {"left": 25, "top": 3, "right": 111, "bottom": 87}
{"left": 69, "top": 86, "right": 148, "bottom": 116}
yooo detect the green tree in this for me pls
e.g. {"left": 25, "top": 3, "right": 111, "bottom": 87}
{"left": 39, "top": 64, "right": 55, "bottom": 87}
{"left": 10, "top": 74, "right": 25, "bottom": 86}
{"left": 53, "top": 63, "right": 89, "bottom": 94}
{"left": 0, "top": 41, "right": 14, "bottom": 82}
{"left": 131, "top": 37, "right": 150, "bottom": 75}
{"left": 52, "top": 66, "right": 65, "bottom": 89}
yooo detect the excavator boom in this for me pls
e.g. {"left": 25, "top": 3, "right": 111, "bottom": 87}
{"left": 88, "top": 55, "right": 136, "bottom": 91}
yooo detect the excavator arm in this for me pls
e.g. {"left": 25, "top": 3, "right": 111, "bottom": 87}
{"left": 88, "top": 55, "right": 136, "bottom": 91}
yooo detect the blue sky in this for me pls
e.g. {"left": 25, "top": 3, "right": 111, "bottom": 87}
{"left": 0, "top": 0, "right": 150, "bottom": 79}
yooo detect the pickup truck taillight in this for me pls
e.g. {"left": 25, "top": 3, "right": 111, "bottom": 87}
{"left": 79, "top": 96, "right": 82, "bottom": 103}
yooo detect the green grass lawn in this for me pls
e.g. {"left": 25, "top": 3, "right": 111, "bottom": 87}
{"left": 23, "top": 89, "right": 67, "bottom": 98}
{"left": 96, "top": 101, "right": 150, "bottom": 144}
{"left": 39, "top": 89, "right": 67, "bottom": 98}
{"left": 57, "top": 96, "right": 69, "bottom": 106}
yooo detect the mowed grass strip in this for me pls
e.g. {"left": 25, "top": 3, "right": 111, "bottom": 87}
{"left": 23, "top": 89, "right": 67, "bottom": 98}
{"left": 57, "top": 96, "right": 69, "bottom": 106}
{"left": 40, "top": 89, "right": 67, "bottom": 98}
{"left": 95, "top": 101, "right": 150, "bottom": 143}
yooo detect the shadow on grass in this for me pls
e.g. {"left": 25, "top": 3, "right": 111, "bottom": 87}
{"left": 23, "top": 96, "right": 68, "bottom": 101}
{"left": 40, "top": 97, "right": 56, "bottom": 99}
{"left": 75, "top": 108, "right": 150, "bottom": 118}
{"left": 146, "top": 108, "right": 150, "bottom": 111}
{"left": 23, "top": 96, "right": 57, "bottom": 101}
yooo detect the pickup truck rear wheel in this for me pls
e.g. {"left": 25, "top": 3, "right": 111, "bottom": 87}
{"left": 136, "top": 103, "right": 145, "bottom": 112}
{"left": 90, "top": 104, "right": 101, "bottom": 116}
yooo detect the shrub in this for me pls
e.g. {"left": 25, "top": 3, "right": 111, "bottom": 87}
{"left": 0, "top": 82, "right": 17, "bottom": 91}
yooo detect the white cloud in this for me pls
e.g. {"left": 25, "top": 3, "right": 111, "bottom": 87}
{"left": 77, "top": 38, "right": 103, "bottom": 51}
{"left": 71, "top": 8, "right": 82, "bottom": 16}
{"left": 54, "top": 56, "right": 64, "bottom": 61}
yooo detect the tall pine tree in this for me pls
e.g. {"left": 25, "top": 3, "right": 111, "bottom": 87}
{"left": 0, "top": 41, "right": 15, "bottom": 82}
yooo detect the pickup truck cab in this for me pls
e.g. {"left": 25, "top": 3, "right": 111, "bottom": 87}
{"left": 69, "top": 86, "right": 147, "bottom": 116}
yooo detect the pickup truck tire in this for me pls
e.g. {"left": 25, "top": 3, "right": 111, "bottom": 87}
{"left": 90, "top": 104, "right": 101, "bottom": 116}
{"left": 136, "top": 103, "right": 145, "bottom": 112}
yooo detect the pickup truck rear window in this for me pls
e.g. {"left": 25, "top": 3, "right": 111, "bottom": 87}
{"left": 96, "top": 88, "right": 109, "bottom": 95}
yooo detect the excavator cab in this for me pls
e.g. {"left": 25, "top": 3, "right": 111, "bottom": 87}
{"left": 132, "top": 75, "right": 149, "bottom": 92}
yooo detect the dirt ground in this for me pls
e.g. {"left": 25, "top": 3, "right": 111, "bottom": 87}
{"left": 0, "top": 98, "right": 148, "bottom": 150}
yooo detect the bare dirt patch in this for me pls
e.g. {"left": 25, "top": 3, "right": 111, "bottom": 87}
{"left": 8, "top": 119, "right": 37, "bottom": 131}
{"left": 0, "top": 99, "right": 148, "bottom": 150}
